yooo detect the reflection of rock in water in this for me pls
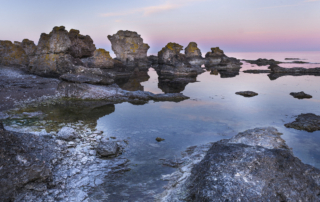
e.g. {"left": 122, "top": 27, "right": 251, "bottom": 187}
{"left": 158, "top": 77, "right": 196, "bottom": 93}
{"left": 114, "top": 70, "right": 150, "bottom": 91}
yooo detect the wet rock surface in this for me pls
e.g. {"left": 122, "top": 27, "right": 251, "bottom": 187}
{"left": 0, "top": 40, "right": 29, "bottom": 68}
{"left": 290, "top": 91, "right": 312, "bottom": 99}
{"left": 159, "top": 127, "right": 320, "bottom": 202}
{"left": 108, "top": 30, "right": 149, "bottom": 67}
{"left": 235, "top": 91, "right": 258, "bottom": 97}
{"left": 285, "top": 113, "right": 320, "bottom": 132}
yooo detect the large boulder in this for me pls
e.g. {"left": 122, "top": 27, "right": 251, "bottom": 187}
{"left": 29, "top": 26, "right": 96, "bottom": 77}
{"left": 81, "top": 48, "right": 114, "bottom": 69}
{"left": 160, "top": 127, "right": 320, "bottom": 201}
{"left": 107, "top": 30, "right": 149, "bottom": 67}
{"left": 0, "top": 40, "right": 29, "bottom": 68}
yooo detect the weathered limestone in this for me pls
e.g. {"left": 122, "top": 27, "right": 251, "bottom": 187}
{"left": 185, "top": 42, "right": 205, "bottom": 66}
{"left": 108, "top": 30, "right": 149, "bottom": 67}
{"left": 285, "top": 113, "right": 320, "bottom": 132}
{"left": 0, "top": 40, "right": 29, "bottom": 67}
{"left": 205, "top": 47, "right": 225, "bottom": 65}
{"left": 159, "top": 127, "right": 320, "bottom": 201}
{"left": 81, "top": 48, "right": 114, "bottom": 69}
{"left": 29, "top": 26, "right": 96, "bottom": 77}
{"left": 21, "top": 39, "right": 37, "bottom": 56}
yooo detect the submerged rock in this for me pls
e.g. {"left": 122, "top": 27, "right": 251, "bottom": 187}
{"left": 290, "top": 91, "right": 312, "bottom": 99}
{"left": 156, "top": 137, "right": 165, "bottom": 142}
{"left": 235, "top": 91, "right": 258, "bottom": 97}
{"left": 0, "top": 40, "right": 29, "bottom": 68}
{"left": 243, "top": 69, "right": 272, "bottom": 74}
{"left": 285, "top": 113, "right": 320, "bottom": 132}
{"left": 159, "top": 127, "right": 320, "bottom": 202}
{"left": 108, "top": 30, "right": 149, "bottom": 67}
{"left": 244, "top": 58, "right": 281, "bottom": 66}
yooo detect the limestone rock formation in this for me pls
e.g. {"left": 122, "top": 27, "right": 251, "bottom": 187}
{"left": 21, "top": 39, "right": 37, "bottom": 56}
{"left": 81, "top": 48, "right": 114, "bottom": 69}
{"left": 29, "top": 26, "right": 96, "bottom": 77}
{"left": 158, "top": 42, "right": 187, "bottom": 67}
{"left": 107, "top": 30, "right": 149, "bottom": 67}
{"left": 159, "top": 127, "right": 320, "bottom": 201}
{"left": 185, "top": 42, "right": 204, "bottom": 65}
{"left": 0, "top": 40, "right": 29, "bottom": 67}
{"left": 204, "top": 47, "right": 225, "bottom": 65}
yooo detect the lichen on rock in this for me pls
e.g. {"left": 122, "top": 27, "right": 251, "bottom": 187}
{"left": 0, "top": 40, "right": 29, "bottom": 68}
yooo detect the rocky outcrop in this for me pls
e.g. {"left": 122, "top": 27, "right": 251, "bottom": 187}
{"left": 269, "top": 64, "right": 320, "bottom": 73}
{"left": 235, "top": 91, "right": 258, "bottom": 97}
{"left": 204, "top": 47, "right": 225, "bottom": 65}
{"left": 29, "top": 26, "right": 96, "bottom": 77}
{"left": 81, "top": 49, "right": 114, "bottom": 69}
{"left": 108, "top": 30, "right": 149, "bottom": 67}
{"left": 0, "top": 40, "right": 29, "bottom": 68}
{"left": 290, "top": 91, "right": 312, "bottom": 99}
{"left": 285, "top": 113, "right": 320, "bottom": 132}
{"left": 159, "top": 127, "right": 320, "bottom": 201}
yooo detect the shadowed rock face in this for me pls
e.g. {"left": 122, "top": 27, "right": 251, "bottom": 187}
{"left": 29, "top": 26, "right": 96, "bottom": 77}
{"left": 158, "top": 77, "right": 196, "bottom": 93}
{"left": 108, "top": 30, "right": 149, "bottom": 67}
{"left": 285, "top": 113, "right": 320, "bottom": 132}
{"left": 0, "top": 40, "right": 29, "bottom": 68}
{"left": 159, "top": 127, "right": 320, "bottom": 202}
{"left": 81, "top": 49, "right": 114, "bottom": 69}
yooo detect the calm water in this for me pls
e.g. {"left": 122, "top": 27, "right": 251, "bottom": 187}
{"left": 4, "top": 51, "right": 320, "bottom": 201}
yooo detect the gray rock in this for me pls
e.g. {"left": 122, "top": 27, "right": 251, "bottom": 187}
{"left": 244, "top": 58, "right": 281, "bottom": 66}
{"left": 96, "top": 139, "right": 122, "bottom": 157}
{"left": 285, "top": 113, "right": 320, "bottom": 132}
{"left": 235, "top": 91, "right": 258, "bottom": 97}
{"left": 290, "top": 91, "right": 312, "bottom": 99}
{"left": 204, "top": 47, "right": 225, "bottom": 65}
{"left": 269, "top": 64, "right": 320, "bottom": 73}
{"left": 159, "top": 127, "right": 320, "bottom": 202}
{"left": 57, "top": 127, "right": 79, "bottom": 141}
{"left": 0, "top": 40, "right": 29, "bottom": 68}
{"left": 147, "top": 55, "right": 158, "bottom": 65}
{"left": 21, "top": 39, "right": 37, "bottom": 57}
{"left": 68, "top": 29, "right": 96, "bottom": 58}
{"left": 158, "top": 43, "right": 189, "bottom": 68}
{"left": 108, "top": 30, "right": 149, "bottom": 67}
{"left": 81, "top": 48, "right": 114, "bottom": 69}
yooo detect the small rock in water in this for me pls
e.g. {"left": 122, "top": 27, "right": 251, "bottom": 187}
{"left": 96, "top": 138, "right": 122, "bottom": 157}
{"left": 290, "top": 91, "right": 312, "bottom": 99}
{"left": 110, "top": 136, "right": 116, "bottom": 139}
{"left": 156, "top": 137, "right": 165, "bottom": 142}
{"left": 235, "top": 91, "right": 258, "bottom": 97}
{"left": 285, "top": 113, "right": 320, "bottom": 132}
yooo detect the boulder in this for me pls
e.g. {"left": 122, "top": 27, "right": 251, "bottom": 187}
{"left": 285, "top": 113, "right": 320, "bottom": 132}
{"left": 0, "top": 40, "right": 29, "bottom": 67}
{"left": 29, "top": 26, "right": 96, "bottom": 77}
{"left": 81, "top": 48, "right": 114, "bottom": 69}
{"left": 107, "top": 30, "right": 149, "bottom": 67}
{"left": 160, "top": 127, "right": 320, "bottom": 202}
{"left": 57, "top": 127, "right": 79, "bottom": 141}
{"left": 290, "top": 91, "right": 312, "bottom": 99}
{"left": 96, "top": 138, "right": 122, "bottom": 157}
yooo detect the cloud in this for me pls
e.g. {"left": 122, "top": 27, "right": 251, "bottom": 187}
{"left": 101, "top": 0, "right": 207, "bottom": 17}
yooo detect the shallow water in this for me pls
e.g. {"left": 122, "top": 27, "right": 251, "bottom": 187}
{"left": 3, "top": 51, "right": 320, "bottom": 201}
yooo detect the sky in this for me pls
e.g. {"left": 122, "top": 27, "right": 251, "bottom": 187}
{"left": 0, "top": 0, "right": 319, "bottom": 55}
